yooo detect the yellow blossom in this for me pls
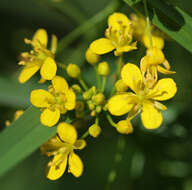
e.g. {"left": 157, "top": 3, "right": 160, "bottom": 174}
{"left": 30, "top": 76, "right": 76, "bottom": 127}
{"left": 18, "top": 28, "right": 58, "bottom": 83}
{"left": 108, "top": 63, "right": 177, "bottom": 129}
{"left": 90, "top": 12, "right": 137, "bottom": 56}
{"left": 140, "top": 47, "right": 176, "bottom": 87}
{"left": 41, "top": 122, "right": 86, "bottom": 180}
{"left": 130, "top": 14, "right": 164, "bottom": 49}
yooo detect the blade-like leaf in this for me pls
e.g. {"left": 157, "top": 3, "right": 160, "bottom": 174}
{"left": 124, "top": 0, "right": 192, "bottom": 53}
{"left": 123, "top": 0, "right": 141, "bottom": 6}
{"left": 0, "top": 77, "right": 46, "bottom": 108}
{"left": 0, "top": 106, "right": 67, "bottom": 177}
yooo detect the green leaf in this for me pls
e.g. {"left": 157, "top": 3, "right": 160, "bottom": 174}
{"left": 56, "top": 0, "right": 122, "bottom": 56}
{"left": 123, "top": 0, "right": 141, "bottom": 6}
{"left": 149, "top": 0, "right": 192, "bottom": 53}
{"left": 124, "top": 0, "right": 192, "bottom": 53}
{"left": 0, "top": 77, "right": 46, "bottom": 108}
{"left": 0, "top": 106, "right": 62, "bottom": 177}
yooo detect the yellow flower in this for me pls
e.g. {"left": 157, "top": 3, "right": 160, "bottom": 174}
{"left": 30, "top": 76, "right": 76, "bottom": 127}
{"left": 90, "top": 12, "right": 137, "bottom": 56}
{"left": 130, "top": 14, "right": 164, "bottom": 49}
{"left": 108, "top": 63, "right": 177, "bottom": 129}
{"left": 41, "top": 122, "right": 86, "bottom": 180}
{"left": 18, "top": 28, "right": 58, "bottom": 83}
{"left": 140, "top": 47, "right": 176, "bottom": 87}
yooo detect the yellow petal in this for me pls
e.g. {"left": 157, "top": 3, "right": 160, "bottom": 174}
{"left": 108, "top": 94, "right": 135, "bottom": 116}
{"left": 52, "top": 76, "right": 68, "bottom": 93}
{"left": 116, "top": 42, "right": 137, "bottom": 53}
{"left": 40, "top": 108, "right": 60, "bottom": 127}
{"left": 74, "top": 139, "right": 86, "bottom": 150}
{"left": 121, "top": 63, "right": 142, "bottom": 93}
{"left": 141, "top": 101, "right": 163, "bottom": 129}
{"left": 18, "top": 61, "right": 41, "bottom": 83}
{"left": 33, "top": 28, "right": 48, "bottom": 47}
{"left": 40, "top": 57, "right": 57, "bottom": 80}
{"left": 65, "top": 88, "right": 76, "bottom": 110}
{"left": 108, "top": 12, "right": 130, "bottom": 30}
{"left": 157, "top": 65, "right": 176, "bottom": 74}
{"left": 142, "top": 34, "right": 164, "bottom": 49}
{"left": 30, "top": 89, "right": 54, "bottom": 108}
{"left": 148, "top": 78, "right": 177, "bottom": 101}
{"left": 57, "top": 122, "right": 77, "bottom": 144}
{"left": 51, "top": 34, "right": 58, "bottom": 54}
{"left": 46, "top": 153, "right": 68, "bottom": 180}
{"left": 68, "top": 152, "right": 83, "bottom": 178}
{"left": 90, "top": 38, "right": 115, "bottom": 55}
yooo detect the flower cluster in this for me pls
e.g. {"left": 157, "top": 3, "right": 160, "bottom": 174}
{"left": 16, "top": 12, "right": 177, "bottom": 180}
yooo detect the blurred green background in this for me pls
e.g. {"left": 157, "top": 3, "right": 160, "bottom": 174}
{"left": 0, "top": 0, "right": 192, "bottom": 189}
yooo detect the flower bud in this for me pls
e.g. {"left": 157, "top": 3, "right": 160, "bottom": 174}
{"left": 92, "top": 93, "right": 105, "bottom": 105}
{"left": 116, "top": 120, "right": 133, "bottom": 134}
{"left": 98, "top": 62, "right": 110, "bottom": 76}
{"left": 85, "top": 48, "right": 100, "bottom": 65}
{"left": 95, "top": 105, "right": 102, "bottom": 113}
{"left": 66, "top": 64, "right": 81, "bottom": 78}
{"left": 72, "top": 84, "right": 82, "bottom": 94}
{"left": 88, "top": 101, "right": 95, "bottom": 110}
{"left": 89, "top": 124, "right": 101, "bottom": 138}
{"left": 146, "top": 47, "right": 165, "bottom": 65}
{"left": 115, "top": 80, "right": 128, "bottom": 92}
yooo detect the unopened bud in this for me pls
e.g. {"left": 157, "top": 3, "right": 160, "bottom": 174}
{"left": 92, "top": 93, "right": 105, "bottom": 105}
{"left": 85, "top": 48, "right": 100, "bottom": 65}
{"left": 66, "top": 64, "right": 81, "bottom": 78}
{"left": 89, "top": 124, "right": 101, "bottom": 138}
{"left": 116, "top": 120, "right": 133, "bottom": 134}
{"left": 98, "top": 62, "right": 110, "bottom": 76}
{"left": 146, "top": 47, "right": 165, "bottom": 65}
{"left": 72, "top": 84, "right": 82, "bottom": 94}
{"left": 115, "top": 80, "right": 128, "bottom": 92}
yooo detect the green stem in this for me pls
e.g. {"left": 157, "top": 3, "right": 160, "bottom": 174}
{"left": 110, "top": 55, "right": 123, "bottom": 96}
{"left": 57, "top": 62, "right": 66, "bottom": 69}
{"left": 56, "top": 0, "right": 122, "bottom": 57}
{"left": 94, "top": 65, "right": 101, "bottom": 90}
{"left": 79, "top": 78, "right": 88, "bottom": 91}
{"left": 105, "top": 136, "right": 126, "bottom": 190}
{"left": 143, "top": 0, "right": 153, "bottom": 48}
{"left": 95, "top": 117, "right": 99, "bottom": 125}
{"left": 106, "top": 113, "right": 116, "bottom": 128}
{"left": 101, "top": 77, "right": 107, "bottom": 93}
{"left": 81, "top": 130, "right": 89, "bottom": 139}
{"left": 116, "top": 55, "right": 123, "bottom": 79}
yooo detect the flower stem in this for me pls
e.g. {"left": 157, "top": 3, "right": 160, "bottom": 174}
{"left": 143, "top": 0, "right": 153, "bottom": 48}
{"left": 106, "top": 113, "right": 116, "bottom": 128}
{"left": 94, "top": 65, "right": 101, "bottom": 90}
{"left": 101, "top": 76, "right": 107, "bottom": 93}
{"left": 81, "top": 130, "right": 89, "bottom": 139}
{"left": 95, "top": 117, "right": 99, "bottom": 125}
{"left": 110, "top": 55, "right": 123, "bottom": 96}
{"left": 79, "top": 78, "right": 88, "bottom": 91}
{"left": 57, "top": 62, "right": 66, "bottom": 69}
